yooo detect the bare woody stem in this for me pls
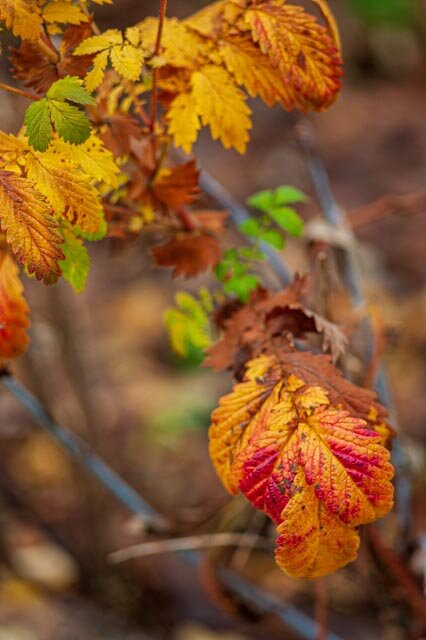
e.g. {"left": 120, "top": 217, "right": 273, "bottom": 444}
{"left": 149, "top": 0, "right": 168, "bottom": 131}
{"left": 0, "top": 82, "right": 38, "bottom": 102}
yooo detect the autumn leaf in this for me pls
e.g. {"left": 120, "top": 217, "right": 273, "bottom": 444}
{"left": 152, "top": 233, "right": 221, "bottom": 278}
{"left": 0, "top": 170, "right": 64, "bottom": 284}
{"left": 50, "top": 134, "right": 120, "bottom": 187}
{"left": 240, "top": 1, "right": 343, "bottom": 111}
{"left": 167, "top": 65, "right": 252, "bottom": 154}
{"left": 24, "top": 149, "right": 103, "bottom": 233}
{"left": 59, "top": 227, "right": 90, "bottom": 293}
{"left": 74, "top": 28, "right": 145, "bottom": 90}
{"left": 210, "top": 354, "right": 394, "bottom": 577}
{"left": 42, "top": 1, "right": 88, "bottom": 27}
{"left": 152, "top": 160, "right": 200, "bottom": 210}
{"left": 138, "top": 16, "right": 209, "bottom": 69}
{"left": 0, "top": 0, "right": 42, "bottom": 41}
{"left": 0, "top": 249, "right": 29, "bottom": 360}
{"left": 100, "top": 113, "right": 142, "bottom": 158}
{"left": 10, "top": 23, "right": 95, "bottom": 94}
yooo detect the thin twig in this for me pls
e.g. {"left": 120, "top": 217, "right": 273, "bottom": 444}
{"left": 314, "top": 578, "right": 328, "bottom": 640}
{"left": 109, "top": 532, "right": 272, "bottom": 564}
{"left": 0, "top": 82, "right": 38, "bottom": 102}
{"left": 150, "top": 0, "right": 168, "bottom": 130}
{"left": 0, "top": 372, "right": 168, "bottom": 533}
{"left": 0, "top": 371, "right": 343, "bottom": 640}
{"left": 367, "top": 526, "right": 426, "bottom": 624}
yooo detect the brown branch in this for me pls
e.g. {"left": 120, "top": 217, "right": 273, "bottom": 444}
{"left": 367, "top": 526, "right": 426, "bottom": 625}
{"left": 349, "top": 189, "right": 426, "bottom": 229}
{"left": 0, "top": 82, "right": 38, "bottom": 102}
{"left": 149, "top": 0, "right": 168, "bottom": 131}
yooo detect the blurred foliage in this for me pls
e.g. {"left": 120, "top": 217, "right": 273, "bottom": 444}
{"left": 347, "top": 0, "right": 417, "bottom": 27}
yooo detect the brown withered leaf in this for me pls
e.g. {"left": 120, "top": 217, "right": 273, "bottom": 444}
{"left": 206, "top": 275, "right": 308, "bottom": 372}
{"left": 9, "top": 23, "right": 94, "bottom": 95}
{"left": 101, "top": 113, "right": 142, "bottom": 158}
{"left": 193, "top": 209, "right": 228, "bottom": 234}
{"left": 151, "top": 233, "right": 221, "bottom": 277}
{"left": 152, "top": 160, "right": 200, "bottom": 210}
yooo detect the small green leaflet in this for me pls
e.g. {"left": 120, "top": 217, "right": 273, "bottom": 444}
{"left": 24, "top": 76, "right": 95, "bottom": 152}
{"left": 59, "top": 229, "right": 90, "bottom": 293}
{"left": 247, "top": 185, "right": 308, "bottom": 212}
{"left": 215, "top": 247, "right": 264, "bottom": 303}
{"left": 165, "top": 290, "right": 212, "bottom": 360}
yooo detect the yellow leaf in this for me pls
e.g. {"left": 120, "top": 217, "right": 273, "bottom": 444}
{"left": 74, "top": 29, "right": 122, "bottom": 55}
{"left": 0, "top": 170, "right": 64, "bottom": 283}
{"left": 109, "top": 44, "right": 144, "bottom": 81}
{"left": 184, "top": 0, "right": 245, "bottom": 39}
{"left": 138, "top": 17, "right": 208, "bottom": 69}
{"left": 50, "top": 134, "right": 120, "bottom": 187}
{"left": 85, "top": 49, "right": 109, "bottom": 91}
{"left": 25, "top": 150, "right": 103, "bottom": 234}
{"left": 42, "top": 0, "right": 88, "bottom": 25}
{"left": 0, "top": 0, "right": 42, "bottom": 41}
{"left": 191, "top": 65, "right": 251, "bottom": 153}
{"left": 218, "top": 35, "right": 286, "bottom": 107}
{"left": 242, "top": 2, "right": 342, "bottom": 111}
{"left": 166, "top": 93, "right": 201, "bottom": 155}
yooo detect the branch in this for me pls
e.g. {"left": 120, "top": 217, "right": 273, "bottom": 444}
{"left": 0, "top": 372, "right": 168, "bottom": 533}
{"left": 0, "top": 82, "right": 38, "bottom": 102}
{"left": 150, "top": 0, "right": 168, "bottom": 130}
{"left": 109, "top": 532, "right": 272, "bottom": 564}
{"left": 0, "top": 371, "right": 343, "bottom": 640}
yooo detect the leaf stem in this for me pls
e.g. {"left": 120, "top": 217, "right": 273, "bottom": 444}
{"left": 0, "top": 82, "right": 38, "bottom": 102}
{"left": 149, "top": 0, "right": 168, "bottom": 131}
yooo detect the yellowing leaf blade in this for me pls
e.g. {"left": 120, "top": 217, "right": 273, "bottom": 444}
{"left": 25, "top": 151, "right": 103, "bottom": 233}
{"left": 166, "top": 93, "right": 201, "bottom": 155}
{"left": 191, "top": 65, "right": 252, "bottom": 153}
{"left": 0, "top": 0, "right": 42, "bottom": 41}
{"left": 0, "top": 170, "right": 64, "bottom": 283}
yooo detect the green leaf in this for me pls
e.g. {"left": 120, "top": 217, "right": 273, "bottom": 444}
{"left": 247, "top": 189, "right": 274, "bottom": 213}
{"left": 270, "top": 207, "right": 304, "bottom": 236}
{"left": 259, "top": 229, "right": 285, "bottom": 250}
{"left": 224, "top": 274, "right": 260, "bottom": 302}
{"left": 347, "top": 0, "right": 416, "bottom": 26}
{"left": 24, "top": 99, "right": 52, "bottom": 151}
{"left": 59, "top": 230, "right": 90, "bottom": 293}
{"left": 239, "top": 246, "right": 265, "bottom": 261}
{"left": 239, "top": 217, "right": 263, "bottom": 238}
{"left": 48, "top": 100, "right": 91, "bottom": 145}
{"left": 47, "top": 76, "right": 96, "bottom": 105}
{"left": 215, "top": 261, "right": 229, "bottom": 282}
{"left": 165, "top": 291, "right": 211, "bottom": 359}
{"left": 273, "top": 185, "right": 308, "bottom": 206}
{"left": 76, "top": 216, "right": 107, "bottom": 241}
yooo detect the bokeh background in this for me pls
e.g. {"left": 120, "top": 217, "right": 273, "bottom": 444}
{"left": 0, "top": 1, "right": 425, "bottom": 639}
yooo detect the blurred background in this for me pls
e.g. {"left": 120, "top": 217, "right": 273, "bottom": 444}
{"left": 0, "top": 1, "right": 425, "bottom": 639}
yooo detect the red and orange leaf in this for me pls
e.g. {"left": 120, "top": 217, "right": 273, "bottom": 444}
{"left": 0, "top": 249, "right": 29, "bottom": 361}
{"left": 152, "top": 233, "right": 221, "bottom": 278}
{"left": 240, "top": 1, "right": 343, "bottom": 111}
{"left": 0, "top": 170, "right": 64, "bottom": 284}
{"left": 152, "top": 160, "right": 200, "bottom": 210}
{"left": 209, "top": 354, "right": 394, "bottom": 577}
